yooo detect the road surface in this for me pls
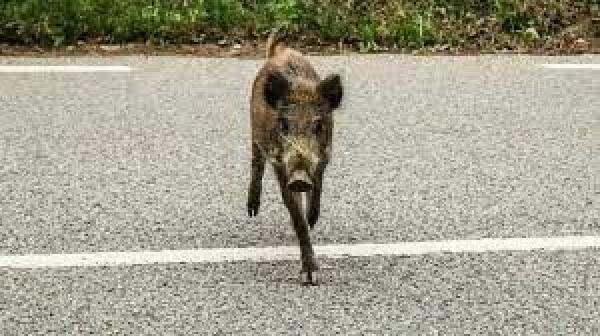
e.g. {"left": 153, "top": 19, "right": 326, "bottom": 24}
{"left": 0, "top": 55, "right": 599, "bottom": 335}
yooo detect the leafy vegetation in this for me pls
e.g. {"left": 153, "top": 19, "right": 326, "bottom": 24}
{"left": 0, "top": 0, "right": 597, "bottom": 52}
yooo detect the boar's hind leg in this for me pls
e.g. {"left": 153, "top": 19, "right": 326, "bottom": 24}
{"left": 306, "top": 165, "right": 326, "bottom": 229}
{"left": 274, "top": 166, "right": 320, "bottom": 286}
{"left": 247, "top": 143, "right": 265, "bottom": 217}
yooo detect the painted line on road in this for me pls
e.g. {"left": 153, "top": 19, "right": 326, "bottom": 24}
{"left": 539, "top": 64, "right": 600, "bottom": 70}
{"left": 0, "top": 65, "right": 132, "bottom": 73}
{"left": 1, "top": 235, "right": 599, "bottom": 269}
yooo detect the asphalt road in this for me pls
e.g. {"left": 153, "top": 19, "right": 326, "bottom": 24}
{"left": 1, "top": 55, "right": 599, "bottom": 335}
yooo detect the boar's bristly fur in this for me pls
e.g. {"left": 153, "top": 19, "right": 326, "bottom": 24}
{"left": 247, "top": 29, "right": 343, "bottom": 286}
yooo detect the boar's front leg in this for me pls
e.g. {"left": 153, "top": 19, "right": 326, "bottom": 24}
{"left": 306, "top": 164, "right": 326, "bottom": 229}
{"left": 274, "top": 166, "right": 320, "bottom": 286}
{"left": 247, "top": 143, "right": 265, "bottom": 217}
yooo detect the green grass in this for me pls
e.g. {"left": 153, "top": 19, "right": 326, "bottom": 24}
{"left": 0, "top": 0, "right": 596, "bottom": 51}
{"left": 390, "top": 13, "right": 436, "bottom": 49}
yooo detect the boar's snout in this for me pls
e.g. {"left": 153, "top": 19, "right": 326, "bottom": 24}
{"left": 287, "top": 170, "right": 313, "bottom": 192}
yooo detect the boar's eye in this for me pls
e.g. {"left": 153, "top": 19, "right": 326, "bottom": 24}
{"left": 280, "top": 118, "right": 290, "bottom": 134}
{"left": 313, "top": 120, "right": 323, "bottom": 135}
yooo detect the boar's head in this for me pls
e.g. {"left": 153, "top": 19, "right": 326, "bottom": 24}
{"left": 264, "top": 71, "right": 343, "bottom": 192}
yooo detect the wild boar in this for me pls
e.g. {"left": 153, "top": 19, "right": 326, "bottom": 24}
{"left": 247, "top": 30, "right": 343, "bottom": 286}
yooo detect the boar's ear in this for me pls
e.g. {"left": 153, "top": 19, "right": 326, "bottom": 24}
{"left": 318, "top": 74, "right": 343, "bottom": 110}
{"left": 264, "top": 72, "right": 289, "bottom": 108}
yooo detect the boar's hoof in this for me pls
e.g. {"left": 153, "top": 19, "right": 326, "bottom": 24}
{"left": 301, "top": 270, "right": 320, "bottom": 286}
{"left": 287, "top": 171, "right": 312, "bottom": 192}
{"left": 247, "top": 199, "right": 260, "bottom": 217}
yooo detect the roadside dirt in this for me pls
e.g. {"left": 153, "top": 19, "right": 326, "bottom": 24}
{"left": 1, "top": 18, "right": 598, "bottom": 58}
{"left": 1, "top": 40, "right": 599, "bottom": 58}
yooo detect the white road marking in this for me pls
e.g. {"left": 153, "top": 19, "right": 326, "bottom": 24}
{"left": 1, "top": 236, "right": 599, "bottom": 269}
{"left": 0, "top": 65, "right": 132, "bottom": 73}
{"left": 539, "top": 64, "right": 600, "bottom": 70}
